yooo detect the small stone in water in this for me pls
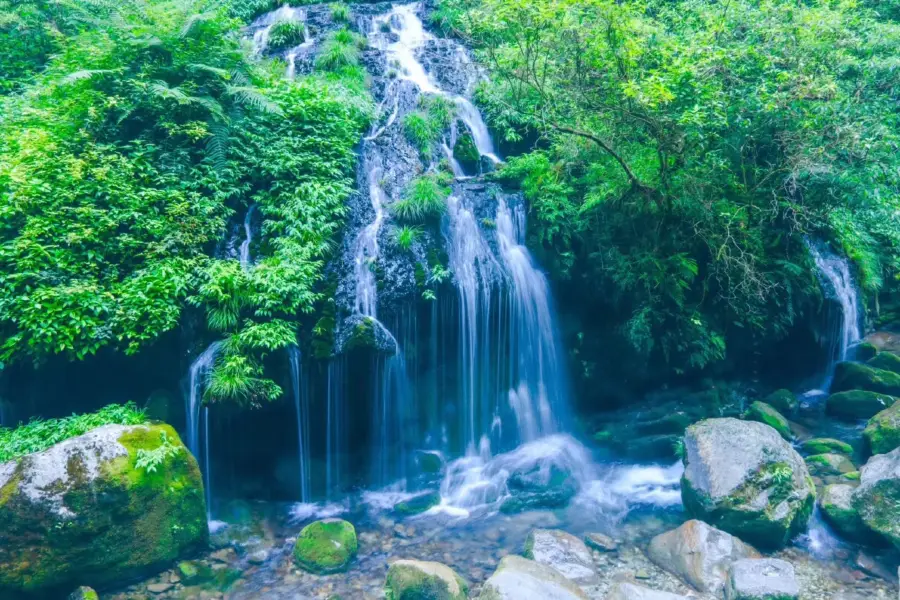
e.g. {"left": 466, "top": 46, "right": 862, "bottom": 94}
{"left": 146, "top": 582, "right": 174, "bottom": 594}
{"left": 635, "top": 569, "right": 651, "bottom": 580}
{"left": 584, "top": 532, "right": 618, "bottom": 552}
{"left": 248, "top": 549, "right": 269, "bottom": 565}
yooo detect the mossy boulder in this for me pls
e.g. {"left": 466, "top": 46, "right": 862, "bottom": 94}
{"left": 805, "top": 453, "right": 856, "bottom": 478}
{"left": 681, "top": 418, "right": 815, "bottom": 550}
{"left": 744, "top": 401, "right": 792, "bottom": 441}
{"left": 394, "top": 491, "right": 440, "bottom": 516}
{"left": 0, "top": 424, "right": 207, "bottom": 597}
{"left": 415, "top": 450, "right": 444, "bottom": 475}
{"left": 68, "top": 587, "right": 99, "bottom": 600}
{"left": 853, "top": 447, "right": 900, "bottom": 548}
{"left": 763, "top": 389, "right": 798, "bottom": 415}
{"left": 855, "top": 342, "right": 879, "bottom": 361}
{"left": 868, "top": 351, "right": 900, "bottom": 374}
{"left": 831, "top": 361, "right": 900, "bottom": 396}
{"left": 799, "top": 438, "right": 853, "bottom": 456}
{"left": 826, "top": 390, "right": 896, "bottom": 420}
{"left": 499, "top": 464, "right": 577, "bottom": 514}
{"left": 864, "top": 402, "right": 900, "bottom": 456}
{"left": 385, "top": 559, "right": 468, "bottom": 600}
{"left": 819, "top": 484, "right": 869, "bottom": 542}
{"left": 453, "top": 126, "right": 480, "bottom": 174}
{"left": 293, "top": 519, "right": 358, "bottom": 574}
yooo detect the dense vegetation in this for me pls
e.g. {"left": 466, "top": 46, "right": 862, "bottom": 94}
{"left": 434, "top": 0, "right": 900, "bottom": 381}
{"left": 0, "top": 0, "right": 372, "bottom": 404}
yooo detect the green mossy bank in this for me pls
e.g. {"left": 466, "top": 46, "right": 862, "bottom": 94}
{"left": 0, "top": 423, "right": 206, "bottom": 597}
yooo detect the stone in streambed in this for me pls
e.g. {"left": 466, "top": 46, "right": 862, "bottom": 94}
{"left": 415, "top": 450, "right": 444, "bottom": 474}
{"left": 384, "top": 559, "right": 468, "bottom": 600}
{"left": 744, "top": 401, "right": 793, "bottom": 440}
{"left": 394, "top": 491, "right": 441, "bottom": 516}
{"left": 868, "top": 351, "right": 900, "bottom": 374}
{"left": 0, "top": 424, "right": 207, "bottom": 597}
{"left": 763, "top": 389, "right": 798, "bottom": 415}
{"left": 680, "top": 418, "right": 815, "bottom": 550}
{"left": 827, "top": 389, "right": 896, "bottom": 420}
{"left": 647, "top": 519, "right": 759, "bottom": 595}
{"left": 819, "top": 484, "right": 870, "bottom": 542}
{"left": 500, "top": 465, "right": 577, "bottom": 514}
{"left": 605, "top": 582, "right": 690, "bottom": 600}
{"left": 524, "top": 528, "right": 595, "bottom": 583}
{"left": 831, "top": 361, "right": 900, "bottom": 396}
{"left": 853, "top": 447, "right": 900, "bottom": 548}
{"left": 805, "top": 453, "right": 856, "bottom": 477}
{"left": 68, "top": 587, "right": 99, "bottom": 600}
{"left": 293, "top": 519, "right": 358, "bottom": 574}
{"left": 477, "top": 555, "right": 588, "bottom": 599}
{"left": 584, "top": 532, "right": 617, "bottom": 552}
{"left": 725, "top": 558, "right": 799, "bottom": 600}
{"left": 864, "top": 402, "right": 900, "bottom": 455}
{"left": 799, "top": 438, "right": 853, "bottom": 456}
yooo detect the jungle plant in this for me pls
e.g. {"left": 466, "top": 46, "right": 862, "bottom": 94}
{"left": 395, "top": 225, "right": 422, "bottom": 250}
{"left": 330, "top": 2, "right": 349, "bottom": 22}
{"left": 135, "top": 430, "right": 182, "bottom": 473}
{"left": 267, "top": 19, "right": 305, "bottom": 50}
{"left": 392, "top": 174, "right": 451, "bottom": 222}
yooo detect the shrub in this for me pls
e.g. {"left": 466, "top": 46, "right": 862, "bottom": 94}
{"left": 267, "top": 20, "right": 305, "bottom": 51}
{"left": 403, "top": 95, "right": 456, "bottom": 158}
{"left": 315, "top": 28, "right": 361, "bottom": 71}
{"left": 392, "top": 174, "right": 451, "bottom": 222}
{"left": 395, "top": 225, "right": 422, "bottom": 250}
{"left": 330, "top": 3, "right": 350, "bottom": 22}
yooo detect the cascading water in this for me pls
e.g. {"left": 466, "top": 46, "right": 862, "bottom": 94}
{"left": 184, "top": 341, "right": 221, "bottom": 520}
{"left": 239, "top": 204, "right": 255, "bottom": 271}
{"left": 289, "top": 347, "right": 310, "bottom": 503}
{"left": 249, "top": 5, "right": 305, "bottom": 55}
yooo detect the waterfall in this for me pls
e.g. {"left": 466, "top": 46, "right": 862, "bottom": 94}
{"left": 289, "top": 347, "right": 310, "bottom": 502}
{"left": 185, "top": 341, "right": 221, "bottom": 459}
{"left": 354, "top": 164, "right": 387, "bottom": 317}
{"left": 249, "top": 4, "right": 305, "bottom": 55}
{"left": 239, "top": 204, "right": 255, "bottom": 271}
{"left": 808, "top": 241, "right": 861, "bottom": 373}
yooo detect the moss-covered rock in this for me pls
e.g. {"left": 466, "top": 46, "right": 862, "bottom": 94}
{"left": 293, "top": 519, "right": 358, "bottom": 574}
{"left": 805, "top": 453, "right": 856, "bottom": 478}
{"left": 826, "top": 390, "right": 896, "bottom": 420}
{"left": 394, "top": 491, "right": 440, "bottom": 516}
{"left": 864, "top": 402, "right": 900, "bottom": 456}
{"left": 681, "top": 418, "right": 814, "bottom": 550}
{"left": 763, "top": 389, "right": 798, "bottom": 415}
{"left": 68, "top": 587, "right": 99, "bottom": 600}
{"left": 0, "top": 424, "right": 207, "bottom": 597}
{"left": 453, "top": 126, "right": 480, "bottom": 174}
{"left": 855, "top": 342, "right": 879, "bottom": 361}
{"left": 831, "top": 361, "right": 900, "bottom": 396}
{"left": 868, "top": 351, "right": 900, "bottom": 374}
{"left": 744, "top": 401, "right": 792, "bottom": 441}
{"left": 385, "top": 559, "right": 468, "bottom": 600}
{"left": 415, "top": 450, "right": 444, "bottom": 475}
{"left": 853, "top": 448, "right": 900, "bottom": 548}
{"left": 819, "top": 484, "right": 870, "bottom": 543}
{"left": 499, "top": 464, "right": 577, "bottom": 514}
{"left": 799, "top": 438, "right": 853, "bottom": 456}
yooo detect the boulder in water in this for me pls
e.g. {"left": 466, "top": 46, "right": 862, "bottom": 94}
{"left": 394, "top": 491, "right": 440, "bottom": 516}
{"left": 415, "top": 450, "right": 444, "bottom": 474}
{"left": 805, "top": 453, "right": 856, "bottom": 478}
{"left": 819, "top": 484, "right": 869, "bottom": 542}
{"left": 855, "top": 342, "right": 879, "bottom": 361}
{"left": 477, "top": 555, "right": 588, "bottom": 599}
{"left": 744, "top": 401, "right": 792, "bottom": 441}
{"left": 647, "top": 520, "right": 759, "bottom": 594}
{"left": 606, "top": 582, "right": 690, "bottom": 600}
{"left": 826, "top": 389, "right": 896, "bottom": 420}
{"left": 584, "top": 532, "right": 617, "bottom": 552}
{"left": 799, "top": 438, "right": 853, "bottom": 456}
{"left": 384, "top": 559, "right": 468, "bottom": 600}
{"left": 868, "top": 351, "right": 900, "bottom": 374}
{"left": 853, "top": 447, "right": 900, "bottom": 548}
{"left": 864, "top": 402, "right": 900, "bottom": 455}
{"left": 680, "top": 418, "right": 815, "bottom": 549}
{"left": 293, "top": 519, "right": 358, "bottom": 574}
{"left": 724, "top": 558, "right": 799, "bottom": 600}
{"left": 500, "top": 464, "right": 578, "bottom": 514}
{"left": 68, "top": 587, "right": 99, "bottom": 600}
{"left": 524, "top": 529, "right": 595, "bottom": 583}
{"left": 831, "top": 362, "right": 900, "bottom": 396}
{"left": 0, "top": 424, "right": 207, "bottom": 597}
{"left": 763, "top": 389, "right": 798, "bottom": 415}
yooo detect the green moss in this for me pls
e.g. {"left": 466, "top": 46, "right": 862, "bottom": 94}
{"left": 346, "top": 317, "right": 378, "bottom": 351}
{"left": 744, "top": 401, "right": 793, "bottom": 441}
{"left": 842, "top": 471, "right": 860, "bottom": 481}
{"left": 868, "top": 351, "right": 900, "bottom": 374}
{"left": 453, "top": 129, "right": 480, "bottom": 172}
{"left": 763, "top": 389, "right": 798, "bottom": 414}
{"left": 267, "top": 20, "right": 305, "bottom": 51}
{"left": 856, "top": 342, "right": 879, "bottom": 361}
{"left": 827, "top": 389, "right": 897, "bottom": 420}
{"left": 864, "top": 401, "right": 900, "bottom": 455}
{"left": 805, "top": 453, "right": 855, "bottom": 477}
{"left": 394, "top": 491, "right": 440, "bottom": 516}
{"left": 832, "top": 361, "right": 900, "bottom": 396}
{"left": 799, "top": 438, "right": 853, "bottom": 456}
{"left": 293, "top": 519, "right": 358, "bottom": 574}
{"left": 385, "top": 560, "right": 468, "bottom": 600}
{"left": 68, "top": 586, "right": 100, "bottom": 600}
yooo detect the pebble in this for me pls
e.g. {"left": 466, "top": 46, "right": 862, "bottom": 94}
{"left": 248, "top": 549, "right": 269, "bottom": 565}
{"left": 146, "top": 582, "right": 174, "bottom": 594}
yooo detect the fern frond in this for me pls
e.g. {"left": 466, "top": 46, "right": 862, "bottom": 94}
{"left": 61, "top": 69, "right": 118, "bottom": 84}
{"left": 225, "top": 85, "right": 283, "bottom": 116}
{"left": 180, "top": 12, "right": 215, "bottom": 37}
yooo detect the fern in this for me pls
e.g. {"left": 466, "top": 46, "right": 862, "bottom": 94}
{"left": 135, "top": 431, "right": 182, "bottom": 474}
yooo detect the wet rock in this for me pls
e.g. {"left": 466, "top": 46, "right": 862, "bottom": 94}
{"left": 853, "top": 447, "right": 900, "bottom": 548}
{"left": 647, "top": 519, "right": 760, "bottom": 594}
{"left": 247, "top": 549, "right": 269, "bottom": 565}
{"left": 477, "top": 555, "right": 588, "bottom": 599}
{"left": 819, "top": 484, "right": 869, "bottom": 542}
{"left": 146, "top": 582, "right": 174, "bottom": 594}
{"left": 864, "top": 402, "right": 900, "bottom": 455}
{"left": 763, "top": 389, "right": 798, "bottom": 415}
{"left": 799, "top": 438, "right": 853, "bottom": 456}
{"left": 384, "top": 559, "right": 468, "bottom": 600}
{"left": 827, "top": 389, "right": 896, "bottom": 420}
{"left": 725, "top": 558, "right": 799, "bottom": 600}
{"left": 500, "top": 464, "right": 578, "bottom": 514}
{"left": 523, "top": 529, "right": 595, "bottom": 583}
{"left": 605, "top": 582, "right": 690, "bottom": 600}
{"left": 854, "top": 551, "right": 895, "bottom": 581}
{"left": 337, "top": 314, "right": 399, "bottom": 355}
{"left": 867, "top": 351, "right": 900, "bottom": 374}
{"left": 0, "top": 424, "right": 207, "bottom": 596}
{"left": 805, "top": 453, "right": 856, "bottom": 477}
{"left": 68, "top": 587, "right": 99, "bottom": 600}
{"left": 744, "top": 401, "right": 793, "bottom": 441}
{"left": 584, "top": 532, "right": 618, "bottom": 552}
{"left": 831, "top": 361, "right": 900, "bottom": 397}
{"left": 680, "top": 418, "right": 815, "bottom": 549}
{"left": 293, "top": 519, "right": 358, "bottom": 574}
{"left": 415, "top": 450, "right": 444, "bottom": 474}
{"left": 394, "top": 491, "right": 441, "bottom": 516}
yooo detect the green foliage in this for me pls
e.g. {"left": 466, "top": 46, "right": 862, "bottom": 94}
{"left": 330, "top": 2, "right": 349, "bottom": 22}
{"left": 315, "top": 28, "right": 362, "bottom": 72}
{"left": 392, "top": 173, "right": 452, "bottom": 222}
{"left": 395, "top": 225, "right": 422, "bottom": 250}
{"left": 267, "top": 19, "right": 305, "bottom": 51}
{"left": 0, "top": 402, "right": 146, "bottom": 462}
{"left": 403, "top": 94, "right": 456, "bottom": 158}
{"left": 135, "top": 430, "right": 182, "bottom": 473}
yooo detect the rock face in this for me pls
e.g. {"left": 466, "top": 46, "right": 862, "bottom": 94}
{"left": 819, "top": 484, "right": 869, "bottom": 542}
{"left": 647, "top": 520, "right": 760, "bottom": 594}
{"left": 831, "top": 361, "right": 900, "bottom": 396}
{"left": 524, "top": 529, "right": 595, "bottom": 583}
{"left": 853, "top": 447, "right": 900, "bottom": 548}
{"left": 724, "top": 558, "right": 799, "bottom": 600}
{"left": 385, "top": 559, "right": 468, "bottom": 600}
{"left": 605, "top": 582, "right": 690, "bottom": 600}
{"left": 826, "top": 390, "right": 896, "bottom": 420}
{"left": 864, "top": 402, "right": 900, "bottom": 455}
{"left": 293, "top": 519, "right": 358, "bottom": 573}
{"left": 478, "top": 555, "right": 588, "bottom": 600}
{"left": 744, "top": 402, "right": 792, "bottom": 441}
{"left": 0, "top": 424, "right": 207, "bottom": 597}
{"left": 680, "top": 418, "right": 815, "bottom": 549}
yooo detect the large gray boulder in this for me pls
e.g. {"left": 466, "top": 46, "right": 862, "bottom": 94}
{"left": 478, "top": 555, "right": 588, "bottom": 600}
{"left": 853, "top": 447, "right": 900, "bottom": 548}
{"left": 819, "top": 484, "right": 869, "bottom": 542}
{"left": 647, "top": 520, "right": 760, "bottom": 594}
{"left": 605, "top": 582, "right": 690, "bottom": 600}
{"left": 724, "top": 558, "right": 799, "bottom": 600}
{"left": 524, "top": 529, "right": 595, "bottom": 583}
{"left": 681, "top": 418, "right": 815, "bottom": 549}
